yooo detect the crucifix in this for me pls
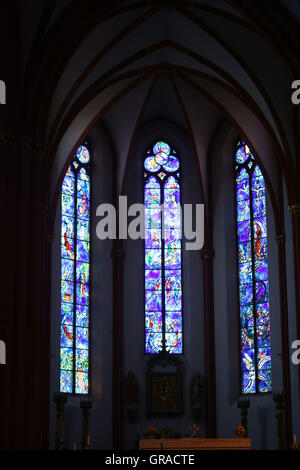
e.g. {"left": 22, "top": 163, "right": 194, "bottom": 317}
{"left": 190, "top": 423, "right": 199, "bottom": 438}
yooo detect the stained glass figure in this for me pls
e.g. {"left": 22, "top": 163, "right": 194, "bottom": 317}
{"left": 60, "top": 144, "right": 91, "bottom": 394}
{"left": 235, "top": 140, "right": 272, "bottom": 394}
{"left": 144, "top": 141, "right": 182, "bottom": 354}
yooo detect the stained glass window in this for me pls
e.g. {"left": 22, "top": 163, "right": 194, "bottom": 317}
{"left": 144, "top": 141, "right": 182, "bottom": 354}
{"left": 235, "top": 140, "right": 272, "bottom": 394}
{"left": 60, "top": 144, "right": 91, "bottom": 394}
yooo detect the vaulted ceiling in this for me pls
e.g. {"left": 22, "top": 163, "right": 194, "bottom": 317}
{"left": 19, "top": 0, "right": 300, "bottom": 205}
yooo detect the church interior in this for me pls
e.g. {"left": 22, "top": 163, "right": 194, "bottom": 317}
{"left": 1, "top": 0, "right": 300, "bottom": 451}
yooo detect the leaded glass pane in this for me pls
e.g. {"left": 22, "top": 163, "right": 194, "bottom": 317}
{"left": 60, "top": 143, "right": 91, "bottom": 394}
{"left": 235, "top": 141, "right": 272, "bottom": 394}
{"left": 144, "top": 141, "right": 183, "bottom": 354}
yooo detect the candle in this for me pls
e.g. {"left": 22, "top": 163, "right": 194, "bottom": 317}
{"left": 73, "top": 441, "right": 76, "bottom": 450}
{"left": 294, "top": 434, "right": 297, "bottom": 444}
{"left": 87, "top": 435, "right": 90, "bottom": 447}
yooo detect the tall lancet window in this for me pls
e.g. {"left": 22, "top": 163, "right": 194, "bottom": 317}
{"left": 144, "top": 141, "right": 183, "bottom": 354}
{"left": 235, "top": 140, "right": 272, "bottom": 394}
{"left": 60, "top": 144, "right": 91, "bottom": 394}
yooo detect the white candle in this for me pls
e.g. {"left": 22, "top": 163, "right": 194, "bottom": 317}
{"left": 87, "top": 435, "right": 90, "bottom": 447}
{"left": 73, "top": 441, "right": 76, "bottom": 450}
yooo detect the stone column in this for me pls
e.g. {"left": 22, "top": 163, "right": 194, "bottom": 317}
{"left": 1, "top": 131, "right": 47, "bottom": 448}
{"left": 200, "top": 248, "right": 216, "bottom": 437}
{"left": 288, "top": 205, "right": 300, "bottom": 397}
{"left": 111, "top": 242, "right": 125, "bottom": 449}
{"left": 275, "top": 233, "right": 292, "bottom": 447}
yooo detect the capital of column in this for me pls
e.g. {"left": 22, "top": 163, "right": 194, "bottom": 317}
{"left": 200, "top": 248, "right": 215, "bottom": 261}
{"left": 41, "top": 204, "right": 48, "bottom": 215}
{"left": 275, "top": 234, "right": 285, "bottom": 245}
{"left": 158, "top": 0, "right": 178, "bottom": 11}
{"left": 288, "top": 205, "right": 300, "bottom": 215}
{"left": 46, "top": 233, "right": 55, "bottom": 245}
{"left": 0, "top": 131, "right": 46, "bottom": 160}
{"left": 111, "top": 248, "right": 125, "bottom": 261}
{"left": 53, "top": 393, "right": 67, "bottom": 414}
{"left": 80, "top": 397, "right": 92, "bottom": 416}
{"left": 273, "top": 392, "right": 286, "bottom": 411}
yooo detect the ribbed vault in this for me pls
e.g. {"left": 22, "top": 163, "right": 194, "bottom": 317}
{"left": 20, "top": 0, "right": 300, "bottom": 209}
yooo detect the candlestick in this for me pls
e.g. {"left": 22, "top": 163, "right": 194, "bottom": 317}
{"left": 291, "top": 433, "right": 298, "bottom": 450}
{"left": 190, "top": 423, "right": 199, "bottom": 438}
{"left": 237, "top": 397, "right": 250, "bottom": 438}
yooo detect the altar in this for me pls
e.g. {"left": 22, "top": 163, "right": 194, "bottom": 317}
{"left": 139, "top": 438, "right": 251, "bottom": 450}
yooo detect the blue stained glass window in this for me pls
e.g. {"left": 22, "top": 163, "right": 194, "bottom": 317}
{"left": 144, "top": 141, "right": 183, "bottom": 354}
{"left": 235, "top": 140, "right": 272, "bottom": 394}
{"left": 60, "top": 144, "right": 91, "bottom": 394}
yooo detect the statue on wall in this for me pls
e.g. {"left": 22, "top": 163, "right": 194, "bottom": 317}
{"left": 190, "top": 374, "right": 203, "bottom": 420}
{"left": 125, "top": 372, "right": 139, "bottom": 422}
